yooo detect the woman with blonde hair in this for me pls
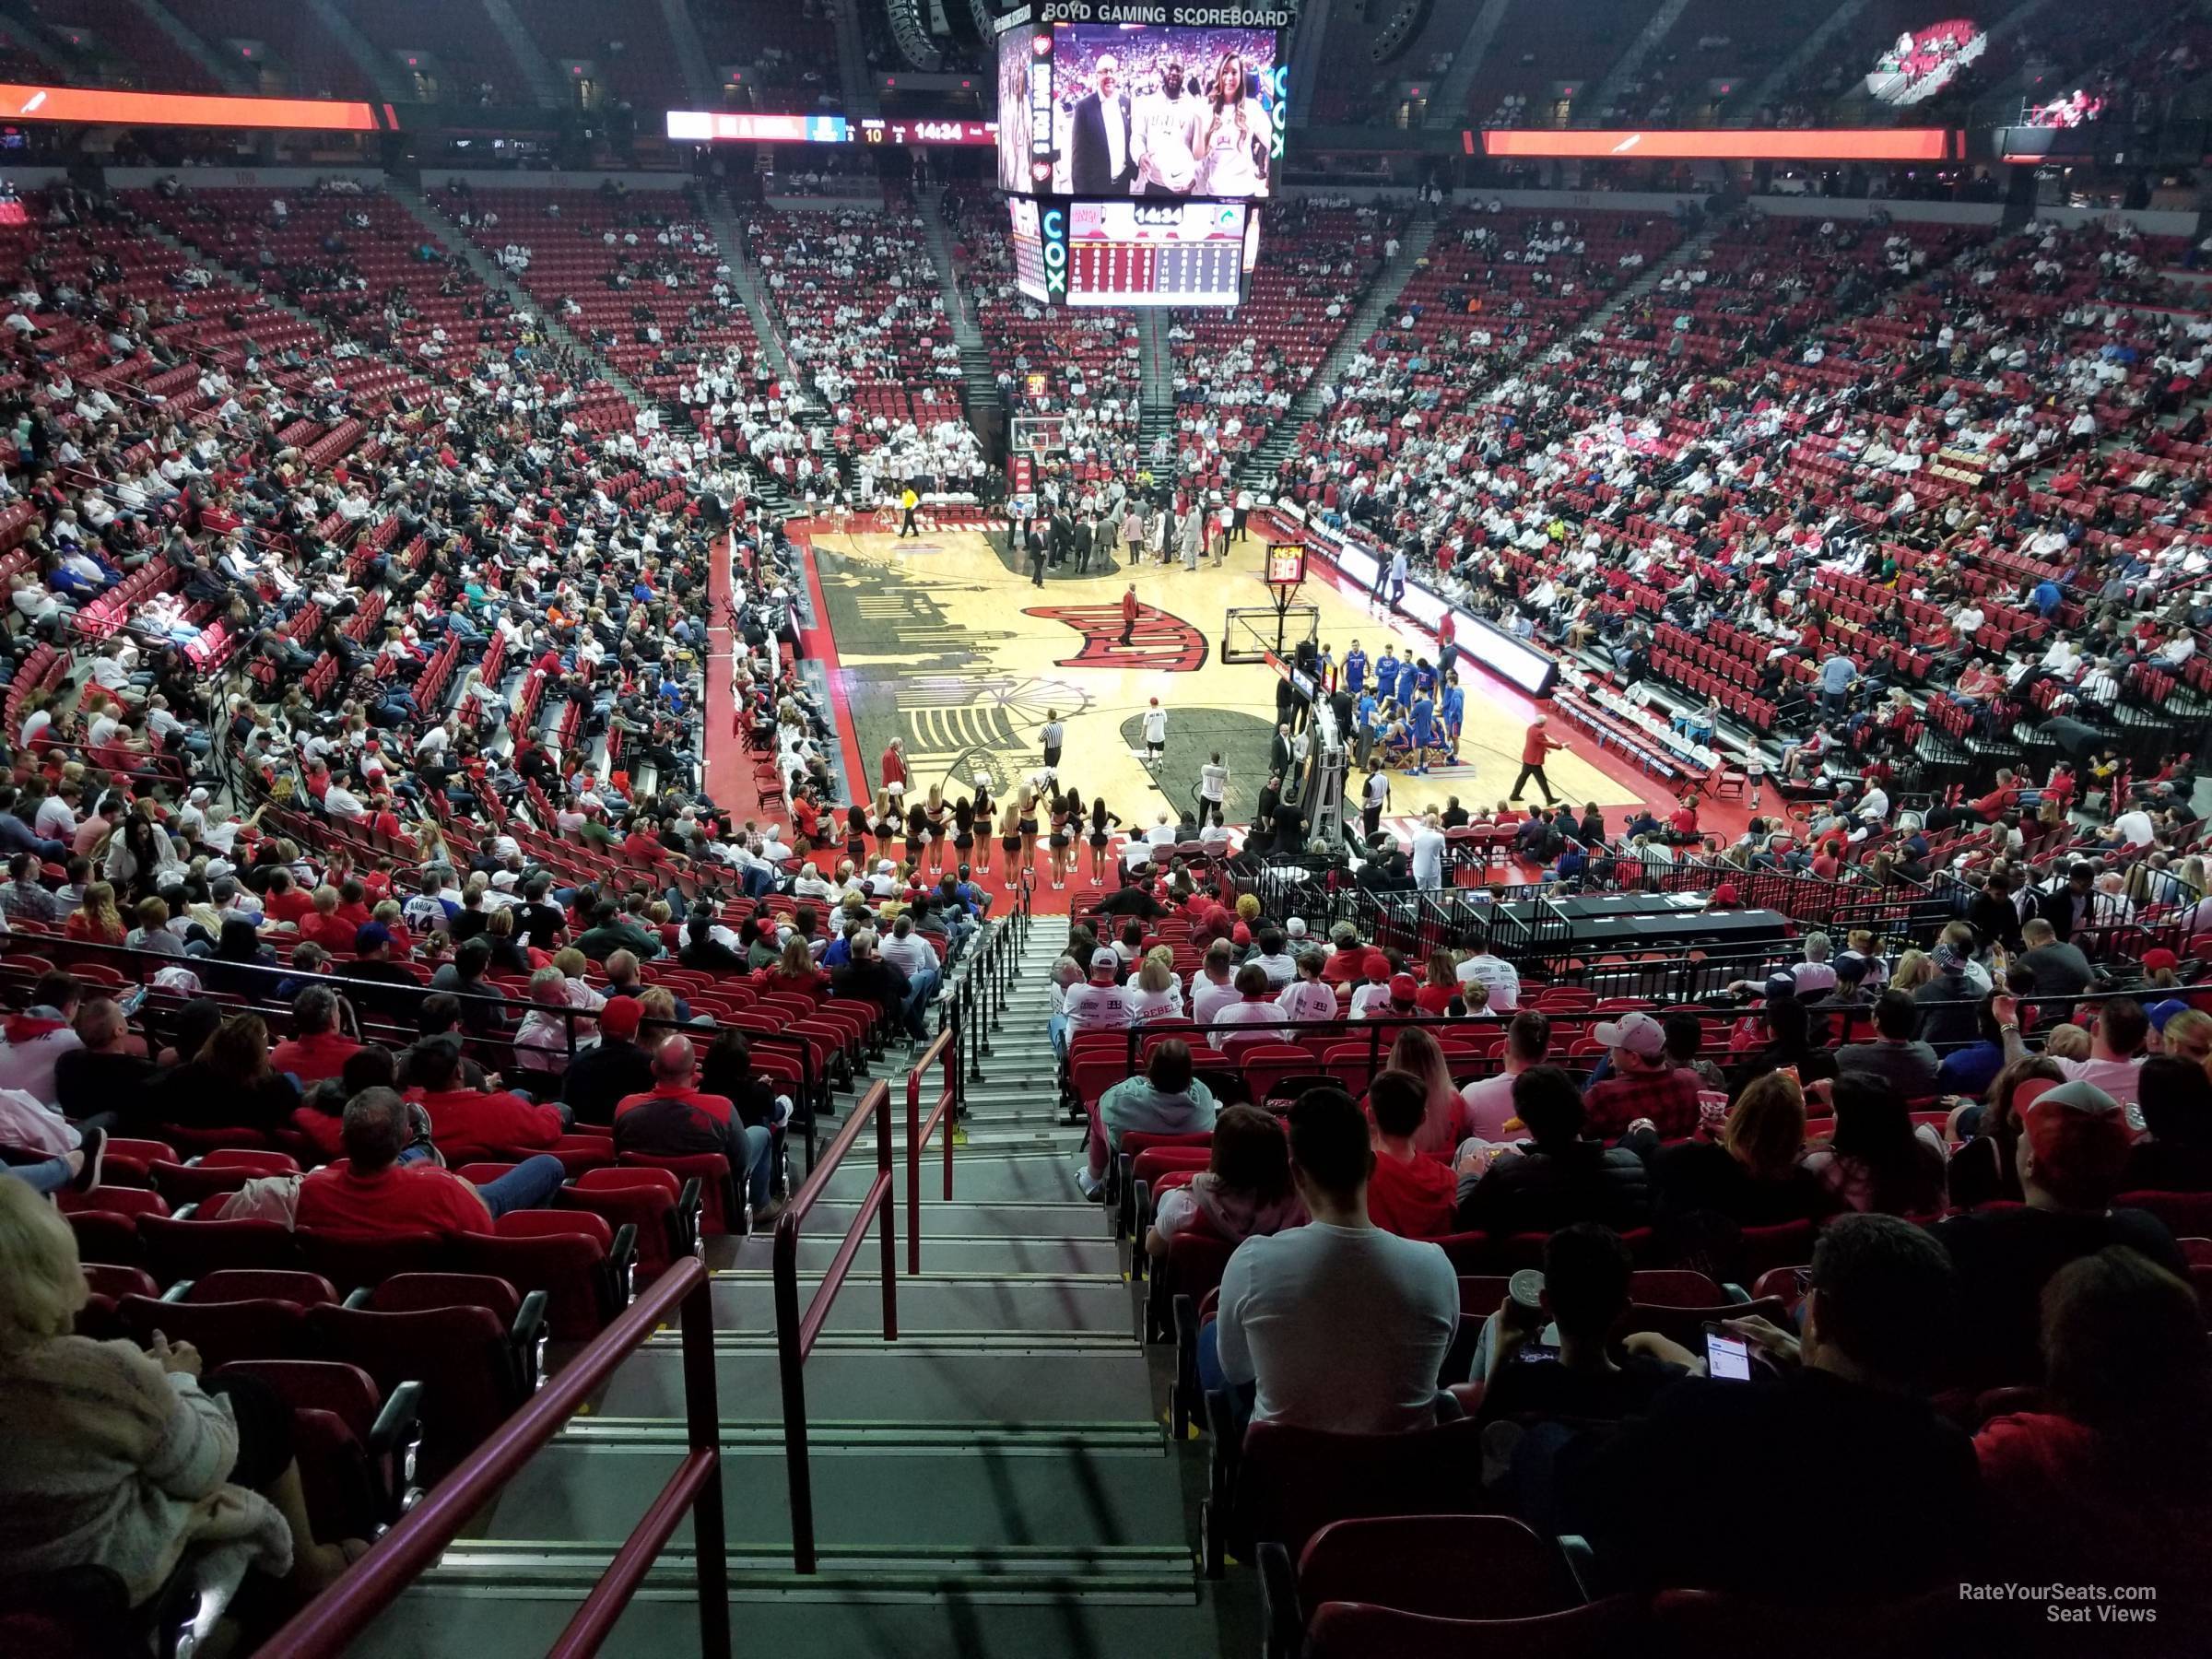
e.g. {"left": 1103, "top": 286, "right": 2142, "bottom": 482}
{"left": 870, "top": 789, "right": 898, "bottom": 865}
{"left": 1017, "top": 784, "right": 1041, "bottom": 884}
{"left": 1129, "top": 955, "right": 1184, "bottom": 1023}
{"left": 1194, "top": 50, "right": 1273, "bottom": 199}
{"left": 922, "top": 783, "right": 950, "bottom": 877}
{"left": 1888, "top": 947, "right": 1935, "bottom": 994}
{"left": 1385, "top": 1023, "right": 1473, "bottom": 1159}
{"left": 0, "top": 1180, "right": 365, "bottom": 1612}
{"left": 65, "top": 879, "right": 126, "bottom": 945}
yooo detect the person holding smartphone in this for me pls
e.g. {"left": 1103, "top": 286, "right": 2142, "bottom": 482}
{"left": 1552, "top": 1215, "right": 1980, "bottom": 1596}
{"left": 1475, "top": 1223, "right": 1691, "bottom": 1427}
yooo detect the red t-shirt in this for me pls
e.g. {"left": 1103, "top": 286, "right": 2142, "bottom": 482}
{"left": 289, "top": 1106, "right": 346, "bottom": 1163}
{"left": 265, "top": 887, "right": 316, "bottom": 926}
{"left": 297, "top": 1160, "right": 492, "bottom": 1235}
{"left": 1366, "top": 1150, "right": 1458, "bottom": 1241}
{"left": 300, "top": 912, "right": 359, "bottom": 953}
{"left": 412, "top": 1087, "right": 565, "bottom": 1162}
{"left": 270, "top": 1030, "right": 362, "bottom": 1085}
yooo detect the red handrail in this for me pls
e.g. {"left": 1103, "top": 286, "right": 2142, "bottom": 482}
{"left": 257, "top": 1257, "right": 729, "bottom": 1659}
{"left": 906, "top": 1025, "right": 960, "bottom": 1276}
{"left": 772, "top": 1077, "right": 898, "bottom": 1573}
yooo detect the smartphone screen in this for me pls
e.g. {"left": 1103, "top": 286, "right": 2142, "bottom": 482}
{"left": 1705, "top": 1328, "right": 1752, "bottom": 1381}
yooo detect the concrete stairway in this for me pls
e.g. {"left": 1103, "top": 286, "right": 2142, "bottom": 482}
{"left": 913, "top": 189, "right": 998, "bottom": 425}
{"left": 127, "top": 0, "right": 253, "bottom": 94}
{"left": 478, "top": 0, "right": 565, "bottom": 109}
{"left": 381, "top": 182, "right": 655, "bottom": 411}
{"left": 300, "top": 0, "right": 413, "bottom": 107}
{"left": 1427, "top": 0, "right": 1513, "bottom": 128}
{"left": 1588, "top": 0, "right": 1690, "bottom": 123}
{"left": 1138, "top": 312, "right": 1176, "bottom": 472}
{"left": 1738, "top": 0, "right": 1870, "bottom": 123}
{"left": 349, "top": 918, "right": 1241, "bottom": 1658}
{"left": 657, "top": 0, "right": 718, "bottom": 107}
{"left": 1232, "top": 207, "right": 1437, "bottom": 492}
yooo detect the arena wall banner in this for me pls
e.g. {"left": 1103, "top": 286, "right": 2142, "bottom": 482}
{"left": 1477, "top": 128, "right": 1959, "bottom": 161}
{"left": 0, "top": 83, "right": 391, "bottom": 131}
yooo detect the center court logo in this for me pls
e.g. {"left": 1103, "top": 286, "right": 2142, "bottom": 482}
{"left": 1026, "top": 604, "right": 1209, "bottom": 672}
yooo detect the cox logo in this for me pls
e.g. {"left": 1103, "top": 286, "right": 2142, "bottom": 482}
{"left": 1041, "top": 206, "right": 1068, "bottom": 296}
{"left": 1266, "top": 66, "right": 1288, "bottom": 158}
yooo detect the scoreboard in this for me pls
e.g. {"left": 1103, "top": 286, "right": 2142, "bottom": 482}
{"left": 1011, "top": 198, "right": 1255, "bottom": 309}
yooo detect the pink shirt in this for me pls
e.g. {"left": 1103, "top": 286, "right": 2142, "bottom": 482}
{"left": 1459, "top": 1072, "right": 1524, "bottom": 1142}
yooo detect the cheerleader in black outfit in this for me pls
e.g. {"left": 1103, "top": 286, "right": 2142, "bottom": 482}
{"left": 1087, "top": 795, "right": 1121, "bottom": 886}
{"left": 951, "top": 791, "right": 978, "bottom": 878}
{"left": 904, "top": 799, "right": 928, "bottom": 870}
{"left": 844, "top": 800, "right": 869, "bottom": 873}
{"left": 923, "top": 784, "right": 951, "bottom": 877}
{"left": 1047, "top": 790, "right": 1075, "bottom": 891}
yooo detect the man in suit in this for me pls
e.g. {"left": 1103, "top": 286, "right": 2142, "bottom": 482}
{"left": 1069, "top": 54, "right": 1134, "bottom": 195}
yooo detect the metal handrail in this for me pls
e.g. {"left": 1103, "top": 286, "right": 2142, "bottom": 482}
{"left": 771, "top": 1077, "right": 897, "bottom": 1574}
{"left": 256, "top": 1258, "right": 728, "bottom": 1659}
{"left": 906, "top": 1025, "right": 960, "bottom": 1276}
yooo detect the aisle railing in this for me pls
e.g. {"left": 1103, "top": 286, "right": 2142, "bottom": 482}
{"left": 256, "top": 1260, "right": 728, "bottom": 1659}
{"left": 771, "top": 1078, "right": 897, "bottom": 1574}
{"left": 906, "top": 1026, "right": 960, "bottom": 1276}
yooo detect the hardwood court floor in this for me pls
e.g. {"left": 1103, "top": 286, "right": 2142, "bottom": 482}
{"left": 804, "top": 525, "right": 1640, "bottom": 831}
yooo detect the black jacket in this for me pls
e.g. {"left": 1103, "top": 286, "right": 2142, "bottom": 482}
{"left": 560, "top": 1037, "right": 657, "bottom": 1127}
{"left": 1454, "top": 1137, "right": 1651, "bottom": 1236}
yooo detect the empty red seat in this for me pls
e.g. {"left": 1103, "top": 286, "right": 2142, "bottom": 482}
{"left": 561, "top": 1166, "right": 695, "bottom": 1284}
{"left": 216, "top": 1359, "right": 422, "bottom": 1542}
{"left": 454, "top": 1209, "right": 631, "bottom": 1339}
{"left": 306, "top": 1292, "right": 530, "bottom": 1482}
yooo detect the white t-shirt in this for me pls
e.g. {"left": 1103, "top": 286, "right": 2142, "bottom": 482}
{"left": 1454, "top": 954, "right": 1520, "bottom": 1012}
{"left": 1215, "top": 1222, "right": 1460, "bottom": 1433}
{"left": 1191, "top": 974, "right": 1241, "bottom": 1027}
{"left": 2112, "top": 809, "right": 2156, "bottom": 848}
{"left": 1410, "top": 827, "right": 1444, "bottom": 887}
{"left": 1062, "top": 981, "right": 1139, "bottom": 1030}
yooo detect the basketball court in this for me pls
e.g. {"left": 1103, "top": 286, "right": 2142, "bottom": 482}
{"left": 790, "top": 521, "right": 1653, "bottom": 834}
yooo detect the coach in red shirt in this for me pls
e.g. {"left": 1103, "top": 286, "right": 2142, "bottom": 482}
{"left": 614, "top": 1034, "right": 777, "bottom": 1218}
{"left": 1512, "top": 714, "right": 1566, "bottom": 808}
{"left": 297, "top": 1087, "right": 567, "bottom": 1233}
{"left": 406, "top": 1036, "right": 569, "bottom": 1163}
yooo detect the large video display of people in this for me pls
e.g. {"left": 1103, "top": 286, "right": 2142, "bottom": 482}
{"left": 997, "top": 21, "right": 1284, "bottom": 200}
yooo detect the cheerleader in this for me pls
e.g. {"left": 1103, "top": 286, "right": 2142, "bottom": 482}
{"left": 1087, "top": 794, "right": 1121, "bottom": 886}
{"left": 924, "top": 784, "right": 952, "bottom": 877}
{"left": 1047, "top": 790, "right": 1075, "bottom": 890}
{"left": 999, "top": 800, "right": 1023, "bottom": 877}
{"left": 904, "top": 798, "right": 928, "bottom": 868}
{"left": 871, "top": 789, "right": 899, "bottom": 864}
{"left": 1017, "top": 785, "right": 1041, "bottom": 884}
{"left": 844, "top": 799, "right": 869, "bottom": 871}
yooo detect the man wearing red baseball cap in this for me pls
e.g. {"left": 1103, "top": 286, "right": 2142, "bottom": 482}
{"left": 1935, "top": 1077, "right": 2188, "bottom": 1385}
